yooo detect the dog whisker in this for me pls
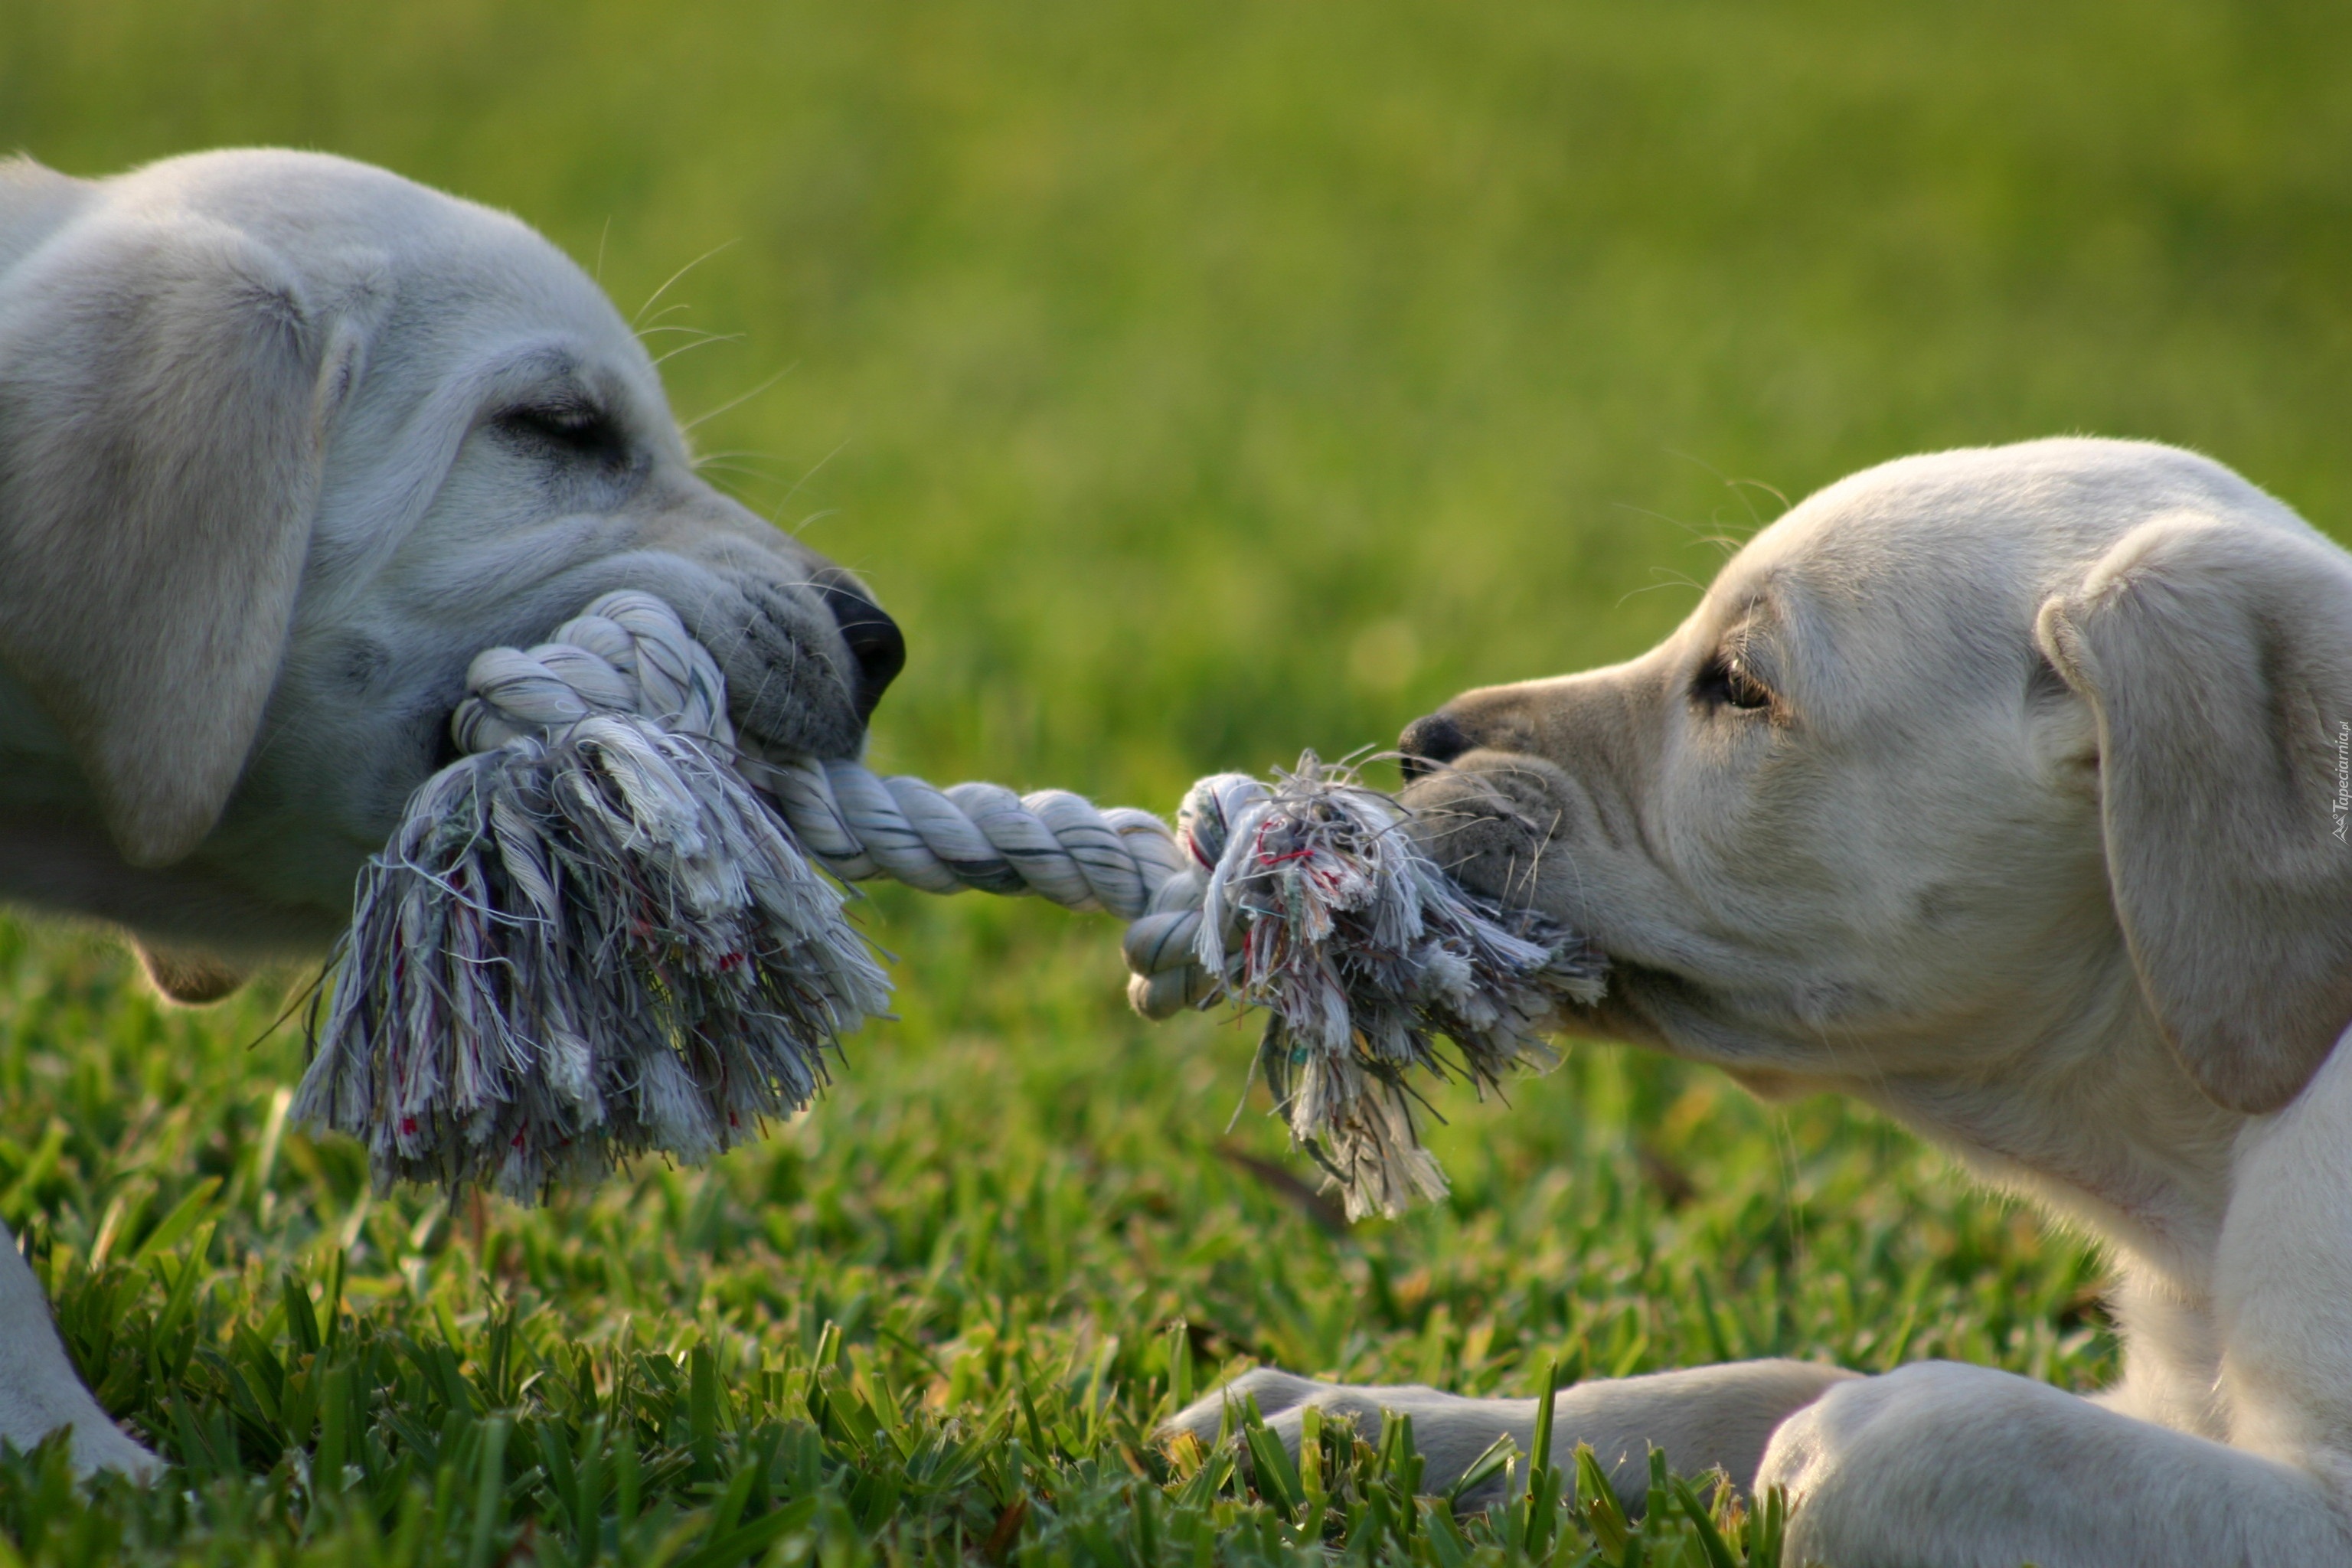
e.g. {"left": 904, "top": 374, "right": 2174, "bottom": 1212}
{"left": 650, "top": 332, "right": 746, "bottom": 369}
{"left": 678, "top": 364, "right": 796, "bottom": 437}
{"left": 631, "top": 238, "right": 740, "bottom": 331}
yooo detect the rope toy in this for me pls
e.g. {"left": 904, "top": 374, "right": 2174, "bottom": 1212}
{"left": 295, "top": 593, "right": 1605, "bottom": 1217}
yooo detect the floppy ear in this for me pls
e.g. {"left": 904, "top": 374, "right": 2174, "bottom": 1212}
{"left": 2035, "top": 511, "right": 2352, "bottom": 1113}
{"left": 0, "top": 212, "right": 370, "bottom": 867}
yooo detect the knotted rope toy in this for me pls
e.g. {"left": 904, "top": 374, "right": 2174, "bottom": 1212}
{"left": 295, "top": 593, "right": 1605, "bottom": 1217}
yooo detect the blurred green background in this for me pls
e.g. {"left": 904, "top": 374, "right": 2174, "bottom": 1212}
{"left": 0, "top": 2, "right": 2348, "bottom": 1558}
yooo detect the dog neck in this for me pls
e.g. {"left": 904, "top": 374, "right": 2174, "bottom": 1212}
{"left": 1831, "top": 966, "right": 2248, "bottom": 1433}
{"left": 1856, "top": 960, "right": 2240, "bottom": 1272}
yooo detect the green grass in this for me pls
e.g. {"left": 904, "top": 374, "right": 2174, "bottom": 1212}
{"left": 2, "top": 0, "right": 2348, "bottom": 1561}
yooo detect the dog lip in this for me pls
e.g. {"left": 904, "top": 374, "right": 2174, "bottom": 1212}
{"left": 679, "top": 573, "right": 874, "bottom": 758}
{"left": 1569, "top": 956, "right": 1678, "bottom": 1050}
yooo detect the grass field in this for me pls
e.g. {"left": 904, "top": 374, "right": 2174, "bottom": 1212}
{"left": 2, "top": 2, "right": 2349, "bottom": 1561}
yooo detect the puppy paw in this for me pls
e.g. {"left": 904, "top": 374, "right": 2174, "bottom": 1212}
{"left": 68, "top": 1417, "right": 163, "bottom": 1481}
{"left": 1160, "top": 1367, "right": 1331, "bottom": 1446}
{"left": 1757, "top": 1363, "right": 2111, "bottom": 1568}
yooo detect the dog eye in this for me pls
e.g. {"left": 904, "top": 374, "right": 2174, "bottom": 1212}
{"left": 1694, "top": 654, "right": 1772, "bottom": 711}
{"left": 495, "top": 403, "right": 626, "bottom": 465}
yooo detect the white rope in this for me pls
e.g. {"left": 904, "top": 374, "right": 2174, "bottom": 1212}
{"left": 309, "top": 592, "right": 1602, "bottom": 1217}
{"left": 457, "top": 592, "right": 1236, "bottom": 1013}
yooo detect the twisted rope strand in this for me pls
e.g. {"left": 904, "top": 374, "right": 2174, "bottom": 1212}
{"left": 469, "top": 593, "right": 1223, "bottom": 1008}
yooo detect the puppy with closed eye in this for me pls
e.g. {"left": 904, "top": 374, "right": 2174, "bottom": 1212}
{"left": 1165, "top": 439, "right": 2352, "bottom": 1566}
{"left": 0, "top": 149, "right": 906, "bottom": 1472}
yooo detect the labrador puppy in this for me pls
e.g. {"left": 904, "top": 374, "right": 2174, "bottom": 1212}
{"left": 0, "top": 149, "right": 904, "bottom": 1472}
{"left": 1166, "top": 439, "right": 2352, "bottom": 1566}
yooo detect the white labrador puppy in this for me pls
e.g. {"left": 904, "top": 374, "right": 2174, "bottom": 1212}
{"left": 1167, "top": 439, "right": 2352, "bottom": 1566}
{"left": 0, "top": 149, "right": 905, "bottom": 1471}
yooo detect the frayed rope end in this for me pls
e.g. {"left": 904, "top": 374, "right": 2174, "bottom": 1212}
{"left": 1180, "top": 755, "right": 1605, "bottom": 1220}
{"left": 295, "top": 703, "right": 887, "bottom": 1204}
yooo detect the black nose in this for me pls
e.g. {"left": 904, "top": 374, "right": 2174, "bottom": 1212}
{"left": 814, "top": 578, "right": 906, "bottom": 721}
{"left": 1398, "top": 712, "right": 1473, "bottom": 781}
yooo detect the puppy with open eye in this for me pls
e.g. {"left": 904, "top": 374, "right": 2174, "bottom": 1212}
{"left": 1168, "top": 439, "right": 2352, "bottom": 1566}
{"left": 0, "top": 149, "right": 906, "bottom": 1472}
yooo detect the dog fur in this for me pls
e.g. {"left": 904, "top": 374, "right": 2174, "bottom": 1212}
{"left": 1166, "top": 439, "right": 2352, "bottom": 1566}
{"left": 0, "top": 149, "right": 900, "bottom": 1472}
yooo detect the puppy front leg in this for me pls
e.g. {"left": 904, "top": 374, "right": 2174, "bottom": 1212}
{"left": 1759, "top": 1364, "right": 2352, "bottom": 1567}
{"left": 0, "top": 1223, "right": 158, "bottom": 1476}
{"left": 1165, "top": 1359, "right": 1855, "bottom": 1514}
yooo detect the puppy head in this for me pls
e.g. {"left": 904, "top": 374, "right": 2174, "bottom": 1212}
{"left": 1397, "top": 439, "right": 2352, "bottom": 1112}
{"left": 0, "top": 151, "right": 902, "bottom": 954}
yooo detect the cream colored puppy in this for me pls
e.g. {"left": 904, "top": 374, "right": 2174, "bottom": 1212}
{"left": 1168, "top": 439, "right": 2352, "bottom": 1566}
{"left": 0, "top": 150, "right": 904, "bottom": 1471}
